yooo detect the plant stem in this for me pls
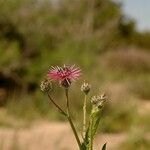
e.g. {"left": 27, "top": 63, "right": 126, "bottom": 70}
{"left": 83, "top": 94, "right": 87, "bottom": 138}
{"left": 65, "top": 89, "right": 70, "bottom": 115}
{"left": 47, "top": 92, "right": 67, "bottom": 116}
{"left": 67, "top": 116, "right": 82, "bottom": 149}
{"left": 65, "top": 89, "right": 82, "bottom": 150}
{"left": 89, "top": 117, "right": 93, "bottom": 150}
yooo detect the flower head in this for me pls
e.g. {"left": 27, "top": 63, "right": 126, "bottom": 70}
{"left": 48, "top": 65, "right": 81, "bottom": 88}
{"left": 91, "top": 93, "right": 107, "bottom": 108}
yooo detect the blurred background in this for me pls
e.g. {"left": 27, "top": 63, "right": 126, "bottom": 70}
{"left": 0, "top": 0, "right": 150, "bottom": 149}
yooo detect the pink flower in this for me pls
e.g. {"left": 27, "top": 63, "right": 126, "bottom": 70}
{"left": 48, "top": 65, "right": 81, "bottom": 87}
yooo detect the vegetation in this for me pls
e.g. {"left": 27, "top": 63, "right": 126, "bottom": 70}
{"left": 0, "top": 0, "right": 149, "bottom": 140}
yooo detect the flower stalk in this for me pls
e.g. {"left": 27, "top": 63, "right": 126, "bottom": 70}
{"left": 83, "top": 94, "right": 87, "bottom": 138}
{"left": 47, "top": 92, "right": 67, "bottom": 116}
{"left": 81, "top": 81, "right": 91, "bottom": 139}
{"left": 65, "top": 88, "right": 70, "bottom": 115}
{"left": 65, "top": 88, "right": 82, "bottom": 149}
{"left": 67, "top": 116, "right": 82, "bottom": 149}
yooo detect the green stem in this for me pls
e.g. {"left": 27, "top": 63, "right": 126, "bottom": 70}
{"left": 65, "top": 89, "right": 70, "bottom": 115}
{"left": 65, "top": 89, "right": 82, "bottom": 149}
{"left": 47, "top": 92, "right": 67, "bottom": 116}
{"left": 47, "top": 91, "right": 82, "bottom": 149}
{"left": 89, "top": 117, "right": 93, "bottom": 150}
{"left": 67, "top": 116, "right": 82, "bottom": 149}
{"left": 83, "top": 95, "right": 87, "bottom": 138}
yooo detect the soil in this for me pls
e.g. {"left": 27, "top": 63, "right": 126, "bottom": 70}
{"left": 0, "top": 122, "right": 127, "bottom": 150}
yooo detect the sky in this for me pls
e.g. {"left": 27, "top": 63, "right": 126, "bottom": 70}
{"left": 119, "top": 0, "right": 150, "bottom": 31}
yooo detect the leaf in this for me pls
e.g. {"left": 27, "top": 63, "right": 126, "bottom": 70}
{"left": 81, "top": 143, "right": 87, "bottom": 150}
{"left": 82, "top": 107, "right": 102, "bottom": 149}
{"left": 91, "top": 110, "right": 101, "bottom": 137}
{"left": 90, "top": 107, "right": 102, "bottom": 138}
{"left": 102, "top": 143, "right": 107, "bottom": 150}
{"left": 81, "top": 127, "right": 90, "bottom": 150}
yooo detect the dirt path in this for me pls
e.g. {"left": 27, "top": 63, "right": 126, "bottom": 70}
{"left": 0, "top": 122, "right": 127, "bottom": 150}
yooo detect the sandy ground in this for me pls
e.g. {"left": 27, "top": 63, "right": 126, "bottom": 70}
{"left": 0, "top": 101, "right": 149, "bottom": 150}
{"left": 0, "top": 122, "right": 127, "bottom": 150}
{"left": 138, "top": 100, "right": 150, "bottom": 115}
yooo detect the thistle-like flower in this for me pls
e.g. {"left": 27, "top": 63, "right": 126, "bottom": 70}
{"left": 48, "top": 65, "right": 81, "bottom": 88}
{"left": 81, "top": 82, "right": 91, "bottom": 95}
{"left": 91, "top": 93, "right": 107, "bottom": 108}
{"left": 40, "top": 78, "right": 53, "bottom": 92}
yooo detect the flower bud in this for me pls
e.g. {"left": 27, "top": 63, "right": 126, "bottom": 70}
{"left": 91, "top": 93, "right": 107, "bottom": 108}
{"left": 81, "top": 82, "right": 91, "bottom": 95}
{"left": 40, "top": 78, "right": 53, "bottom": 92}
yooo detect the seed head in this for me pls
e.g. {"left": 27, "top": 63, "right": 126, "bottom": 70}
{"left": 81, "top": 82, "right": 91, "bottom": 95}
{"left": 40, "top": 78, "right": 53, "bottom": 93}
{"left": 91, "top": 93, "right": 107, "bottom": 108}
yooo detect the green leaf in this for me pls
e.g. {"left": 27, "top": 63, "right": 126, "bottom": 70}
{"left": 81, "top": 143, "right": 87, "bottom": 150}
{"left": 82, "top": 107, "right": 102, "bottom": 149}
{"left": 102, "top": 143, "right": 107, "bottom": 150}
{"left": 91, "top": 109, "right": 101, "bottom": 137}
